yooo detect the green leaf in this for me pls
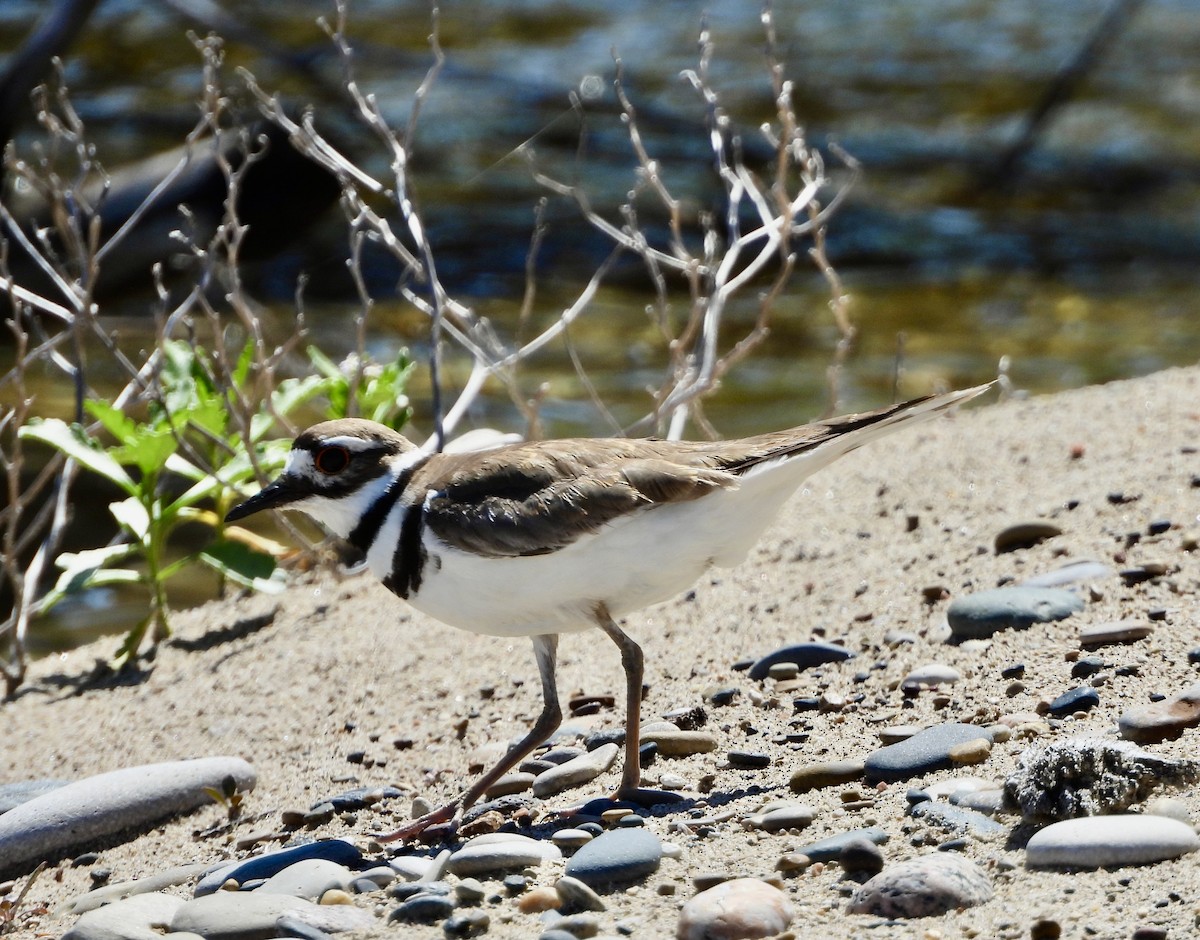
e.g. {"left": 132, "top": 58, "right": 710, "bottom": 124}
{"left": 86, "top": 400, "right": 140, "bottom": 445}
{"left": 19, "top": 419, "right": 136, "bottom": 494}
{"left": 109, "top": 425, "right": 178, "bottom": 480}
{"left": 199, "top": 540, "right": 285, "bottom": 593}
{"left": 52, "top": 544, "right": 141, "bottom": 595}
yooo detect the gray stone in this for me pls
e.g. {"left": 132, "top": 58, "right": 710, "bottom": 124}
{"left": 0, "top": 757, "right": 255, "bottom": 875}
{"left": 171, "top": 892, "right": 372, "bottom": 938}
{"left": 533, "top": 743, "right": 618, "bottom": 797}
{"left": 196, "top": 840, "right": 362, "bottom": 895}
{"left": 676, "top": 878, "right": 794, "bottom": 940}
{"left": 62, "top": 892, "right": 184, "bottom": 940}
{"left": 747, "top": 642, "right": 854, "bottom": 680}
{"left": 391, "top": 892, "right": 456, "bottom": 923}
{"left": 1026, "top": 815, "right": 1200, "bottom": 869}
{"left": 946, "top": 587, "right": 1084, "bottom": 639}
{"left": 1005, "top": 737, "right": 1199, "bottom": 821}
{"left": 563, "top": 828, "right": 662, "bottom": 886}
{"left": 0, "top": 779, "right": 70, "bottom": 814}
{"left": 994, "top": 522, "right": 1062, "bottom": 553}
{"left": 847, "top": 853, "right": 993, "bottom": 917}
{"left": 447, "top": 833, "right": 561, "bottom": 876}
{"left": 65, "top": 863, "right": 210, "bottom": 915}
{"left": 865, "top": 723, "right": 994, "bottom": 783}
{"left": 797, "top": 827, "right": 889, "bottom": 863}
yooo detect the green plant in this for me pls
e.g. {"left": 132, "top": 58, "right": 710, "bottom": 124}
{"left": 17, "top": 338, "right": 412, "bottom": 667}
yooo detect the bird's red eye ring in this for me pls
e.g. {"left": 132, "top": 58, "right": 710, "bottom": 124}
{"left": 314, "top": 445, "right": 350, "bottom": 474}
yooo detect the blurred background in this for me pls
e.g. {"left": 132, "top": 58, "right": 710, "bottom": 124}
{"left": 2, "top": 0, "right": 1199, "bottom": 650}
{"left": 3, "top": 0, "right": 1198, "bottom": 435}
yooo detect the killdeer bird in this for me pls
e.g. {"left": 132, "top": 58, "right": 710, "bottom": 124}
{"left": 227, "top": 383, "right": 990, "bottom": 841}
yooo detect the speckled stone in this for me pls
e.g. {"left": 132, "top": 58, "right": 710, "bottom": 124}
{"left": 676, "top": 878, "right": 794, "bottom": 940}
{"left": 0, "top": 757, "right": 256, "bottom": 875}
{"left": 1026, "top": 815, "right": 1200, "bottom": 869}
{"left": 946, "top": 587, "right": 1084, "bottom": 639}
{"left": 909, "top": 801, "right": 1006, "bottom": 836}
{"left": 847, "top": 853, "right": 993, "bottom": 917}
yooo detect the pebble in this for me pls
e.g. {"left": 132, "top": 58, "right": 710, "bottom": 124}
{"left": 548, "top": 913, "right": 601, "bottom": 937}
{"left": 639, "top": 730, "right": 718, "bottom": 756}
{"left": 65, "top": 863, "right": 210, "bottom": 915}
{"left": 909, "top": 801, "right": 1006, "bottom": 836}
{"left": 877, "top": 724, "right": 922, "bottom": 745}
{"left": 563, "top": 827, "right": 663, "bottom": 886}
{"left": 1144, "top": 797, "right": 1191, "bottom": 824}
{"left": 796, "top": 827, "right": 889, "bottom": 863}
{"left": 0, "top": 757, "right": 256, "bottom": 873}
{"left": 948, "top": 737, "right": 992, "bottom": 766}
{"left": 443, "top": 909, "right": 490, "bottom": 936}
{"left": 838, "top": 838, "right": 885, "bottom": 876}
{"left": 62, "top": 891, "right": 184, "bottom": 940}
{"left": 388, "top": 854, "right": 436, "bottom": 882}
{"left": 320, "top": 785, "right": 404, "bottom": 811}
{"left": 196, "top": 840, "right": 362, "bottom": 895}
{"left": 0, "top": 779, "right": 70, "bottom": 814}
{"left": 484, "top": 772, "right": 536, "bottom": 799}
{"left": 847, "top": 853, "right": 993, "bottom": 917}
{"left": 676, "top": 878, "right": 794, "bottom": 940}
{"left": 746, "top": 642, "right": 854, "bottom": 681}
{"left": 1119, "top": 682, "right": 1200, "bottom": 743}
{"left": 1025, "top": 815, "right": 1200, "bottom": 868}
{"left": 447, "top": 833, "right": 562, "bottom": 876}
{"left": 789, "top": 759, "right": 865, "bottom": 792}
{"left": 946, "top": 587, "right": 1084, "bottom": 640}
{"left": 900, "top": 663, "right": 961, "bottom": 691}
{"left": 257, "top": 859, "right": 354, "bottom": 899}
{"left": 517, "top": 885, "right": 563, "bottom": 913}
{"left": 924, "top": 777, "right": 991, "bottom": 800}
{"left": 994, "top": 521, "right": 1062, "bottom": 553}
{"left": 1021, "top": 560, "right": 1114, "bottom": 588}
{"left": 1071, "top": 655, "right": 1105, "bottom": 679}
{"left": 1079, "top": 620, "right": 1153, "bottom": 648}
{"left": 532, "top": 743, "right": 619, "bottom": 797}
{"left": 951, "top": 789, "right": 1007, "bottom": 816}
{"left": 391, "top": 892, "right": 457, "bottom": 923}
{"left": 726, "top": 751, "right": 770, "bottom": 769}
{"left": 1046, "top": 686, "right": 1100, "bottom": 716}
{"left": 555, "top": 874, "right": 607, "bottom": 912}
{"left": 865, "top": 723, "right": 994, "bottom": 783}
{"left": 171, "top": 891, "right": 373, "bottom": 935}
{"left": 551, "top": 828, "right": 595, "bottom": 852}
{"left": 1005, "top": 737, "right": 1200, "bottom": 820}
{"left": 743, "top": 803, "right": 814, "bottom": 833}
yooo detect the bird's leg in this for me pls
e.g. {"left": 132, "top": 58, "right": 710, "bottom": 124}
{"left": 594, "top": 604, "right": 645, "bottom": 800}
{"left": 376, "top": 633, "right": 561, "bottom": 844}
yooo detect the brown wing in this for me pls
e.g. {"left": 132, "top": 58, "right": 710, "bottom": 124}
{"left": 415, "top": 442, "right": 737, "bottom": 558}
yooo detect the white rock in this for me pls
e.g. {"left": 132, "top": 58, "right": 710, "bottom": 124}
{"left": 848, "top": 853, "right": 993, "bottom": 917}
{"left": 677, "top": 878, "right": 794, "bottom": 940}
{"left": 1026, "top": 814, "right": 1200, "bottom": 869}
{"left": 447, "top": 833, "right": 562, "bottom": 876}
{"left": 62, "top": 892, "right": 184, "bottom": 940}
{"left": 256, "top": 858, "right": 354, "bottom": 899}
{"left": 901, "top": 663, "right": 962, "bottom": 689}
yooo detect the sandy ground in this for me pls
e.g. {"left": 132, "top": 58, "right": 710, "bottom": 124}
{"left": 2, "top": 366, "right": 1199, "bottom": 939}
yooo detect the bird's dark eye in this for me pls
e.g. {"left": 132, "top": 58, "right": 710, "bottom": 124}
{"left": 314, "top": 445, "right": 350, "bottom": 474}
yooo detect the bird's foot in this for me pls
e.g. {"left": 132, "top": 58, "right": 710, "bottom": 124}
{"left": 375, "top": 800, "right": 461, "bottom": 845}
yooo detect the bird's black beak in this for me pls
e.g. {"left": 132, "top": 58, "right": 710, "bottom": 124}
{"left": 226, "top": 475, "right": 303, "bottom": 522}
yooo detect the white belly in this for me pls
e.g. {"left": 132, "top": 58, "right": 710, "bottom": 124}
{"left": 396, "top": 466, "right": 810, "bottom": 637}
